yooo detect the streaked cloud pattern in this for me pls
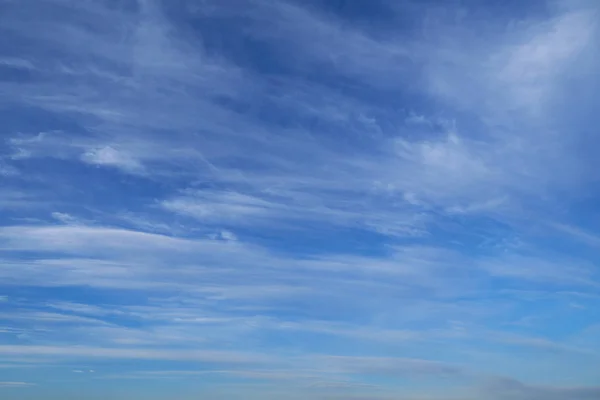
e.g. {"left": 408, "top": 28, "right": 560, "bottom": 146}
{"left": 1, "top": 0, "right": 599, "bottom": 399}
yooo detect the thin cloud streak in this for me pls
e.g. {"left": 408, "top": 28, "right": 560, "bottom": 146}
{"left": 1, "top": 0, "right": 600, "bottom": 399}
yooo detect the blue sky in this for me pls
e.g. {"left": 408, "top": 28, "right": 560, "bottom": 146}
{"left": 1, "top": 0, "right": 600, "bottom": 399}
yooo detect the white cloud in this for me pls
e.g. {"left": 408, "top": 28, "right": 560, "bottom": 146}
{"left": 480, "top": 254, "right": 599, "bottom": 287}
{"left": 162, "top": 191, "right": 274, "bottom": 222}
{"left": 0, "top": 163, "right": 18, "bottom": 177}
{"left": 219, "top": 230, "right": 238, "bottom": 241}
{"left": 0, "top": 57, "right": 34, "bottom": 70}
{"left": 162, "top": 187, "right": 427, "bottom": 237}
{"left": 310, "top": 355, "right": 463, "bottom": 377}
{"left": 494, "top": 9, "right": 595, "bottom": 114}
{"left": 51, "top": 212, "right": 79, "bottom": 224}
{"left": 81, "top": 146, "right": 144, "bottom": 173}
{"left": 0, "top": 310, "right": 112, "bottom": 326}
{"left": 1, "top": 1, "right": 600, "bottom": 396}
{"left": 0, "top": 345, "right": 274, "bottom": 364}
{"left": 2, "top": 0, "right": 593, "bottom": 236}
{"left": 1, "top": 0, "right": 577, "bottom": 226}
{"left": 0, "top": 225, "right": 201, "bottom": 254}
{"left": 550, "top": 223, "right": 600, "bottom": 248}
{"left": 0, "top": 381, "right": 35, "bottom": 387}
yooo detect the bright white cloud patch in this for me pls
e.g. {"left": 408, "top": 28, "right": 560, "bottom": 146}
{"left": 81, "top": 146, "right": 144, "bottom": 173}
{"left": 0, "top": 0, "right": 599, "bottom": 399}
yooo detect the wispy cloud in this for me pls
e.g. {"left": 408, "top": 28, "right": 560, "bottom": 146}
{"left": 481, "top": 378, "right": 600, "bottom": 400}
{"left": 0, "top": 346, "right": 276, "bottom": 372}
{"left": 1, "top": 0, "right": 600, "bottom": 398}
{"left": 309, "top": 355, "right": 464, "bottom": 377}
{"left": 0, "top": 381, "right": 35, "bottom": 387}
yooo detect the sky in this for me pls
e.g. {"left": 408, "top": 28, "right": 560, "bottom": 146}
{"left": 0, "top": 0, "right": 600, "bottom": 399}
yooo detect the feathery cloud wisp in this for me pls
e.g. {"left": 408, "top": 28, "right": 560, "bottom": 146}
{"left": 1, "top": 0, "right": 599, "bottom": 399}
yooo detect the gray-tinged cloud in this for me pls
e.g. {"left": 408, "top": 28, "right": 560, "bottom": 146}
{"left": 482, "top": 378, "right": 600, "bottom": 400}
{"left": 310, "top": 355, "right": 464, "bottom": 377}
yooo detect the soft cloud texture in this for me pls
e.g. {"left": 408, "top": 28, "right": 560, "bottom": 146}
{"left": 1, "top": 0, "right": 599, "bottom": 399}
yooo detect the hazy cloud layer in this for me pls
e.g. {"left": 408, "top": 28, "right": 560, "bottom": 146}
{"left": 1, "top": 0, "right": 599, "bottom": 399}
